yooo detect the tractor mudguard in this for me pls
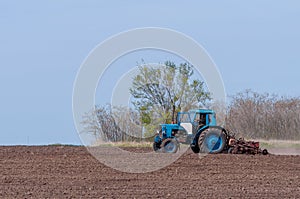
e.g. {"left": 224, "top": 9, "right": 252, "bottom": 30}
{"left": 154, "top": 135, "right": 162, "bottom": 143}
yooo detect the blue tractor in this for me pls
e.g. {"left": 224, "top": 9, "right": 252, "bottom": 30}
{"left": 153, "top": 109, "right": 230, "bottom": 153}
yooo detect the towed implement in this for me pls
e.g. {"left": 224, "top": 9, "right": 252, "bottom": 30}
{"left": 153, "top": 109, "right": 268, "bottom": 155}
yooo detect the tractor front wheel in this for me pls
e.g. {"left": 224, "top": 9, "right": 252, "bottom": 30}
{"left": 161, "top": 138, "right": 179, "bottom": 153}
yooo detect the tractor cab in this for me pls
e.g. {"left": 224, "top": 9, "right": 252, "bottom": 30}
{"left": 178, "top": 109, "right": 217, "bottom": 134}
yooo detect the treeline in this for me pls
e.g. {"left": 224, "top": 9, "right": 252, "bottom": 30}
{"left": 82, "top": 90, "right": 300, "bottom": 143}
{"left": 226, "top": 90, "right": 300, "bottom": 140}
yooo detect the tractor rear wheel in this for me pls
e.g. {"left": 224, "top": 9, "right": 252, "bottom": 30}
{"left": 162, "top": 138, "right": 179, "bottom": 153}
{"left": 198, "top": 128, "right": 226, "bottom": 154}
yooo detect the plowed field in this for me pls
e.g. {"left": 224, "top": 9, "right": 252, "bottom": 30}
{"left": 0, "top": 146, "right": 299, "bottom": 198}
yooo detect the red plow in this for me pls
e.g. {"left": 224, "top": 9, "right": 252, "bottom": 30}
{"left": 227, "top": 137, "right": 268, "bottom": 155}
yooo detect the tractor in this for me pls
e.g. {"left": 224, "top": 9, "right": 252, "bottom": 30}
{"left": 153, "top": 109, "right": 268, "bottom": 154}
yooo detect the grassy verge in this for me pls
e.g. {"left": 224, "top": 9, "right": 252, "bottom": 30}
{"left": 47, "top": 143, "right": 82, "bottom": 147}
{"left": 94, "top": 141, "right": 152, "bottom": 148}
{"left": 92, "top": 140, "right": 300, "bottom": 149}
{"left": 258, "top": 140, "right": 300, "bottom": 149}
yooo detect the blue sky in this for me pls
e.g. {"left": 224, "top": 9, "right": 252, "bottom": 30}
{"left": 0, "top": 1, "right": 299, "bottom": 145}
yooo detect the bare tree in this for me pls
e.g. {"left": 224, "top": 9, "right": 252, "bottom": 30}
{"left": 81, "top": 105, "right": 147, "bottom": 143}
{"left": 226, "top": 90, "right": 300, "bottom": 140}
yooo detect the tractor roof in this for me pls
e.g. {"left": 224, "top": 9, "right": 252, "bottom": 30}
{"left": 188, "top": 109, "right": 215, "bottom": 114}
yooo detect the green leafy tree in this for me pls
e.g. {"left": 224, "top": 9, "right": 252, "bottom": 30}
{"left": 130, "top": 61, "right": 211, "bottom": 131}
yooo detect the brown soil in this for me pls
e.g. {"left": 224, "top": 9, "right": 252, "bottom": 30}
{"left": 0, "top": 146, "right": 299, "bottom": 198}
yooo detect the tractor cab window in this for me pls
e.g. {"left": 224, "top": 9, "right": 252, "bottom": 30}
{"left": 195, "top": 113, "right": 200, "bottom": 121}
{"left": 178, "top": 113, "right": 192, "bottom": 123}
{"left": 195, "top": 113, "right": 206, "bottom": 126}
{"left": 207, "top": 114, "right": 212, "bottom": 124}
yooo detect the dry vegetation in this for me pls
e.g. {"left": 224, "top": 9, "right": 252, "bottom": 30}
{"left": 82, "top": 90, "right": 300, "bottom": 143}
{"left": 226, "top": 90, "right": 300, "bottom": 140}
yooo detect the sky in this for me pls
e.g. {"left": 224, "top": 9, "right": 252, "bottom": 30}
{"left": 0, "top": 0, "right": 299, "bottom": 145}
